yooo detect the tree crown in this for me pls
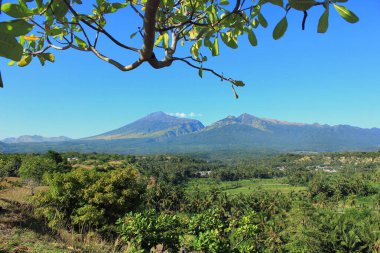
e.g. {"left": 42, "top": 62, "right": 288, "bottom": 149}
{"left": 0, "top": 0, "right": 359, "bottom": 96}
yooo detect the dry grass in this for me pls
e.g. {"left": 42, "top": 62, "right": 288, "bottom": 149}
{"left": 108, "top": 161, "right": 124, "bottom": 166}
{"left": 0, "top": 186, "right": 47, "bottom": 205}
{"left": 0, "top": 177, "right": 21, "bottom": 188}
{"left": 71, "top": 164, "right": 95, "bottom": 170}
{"left": 0, "top": 185, "right": 72, "bottom": 252}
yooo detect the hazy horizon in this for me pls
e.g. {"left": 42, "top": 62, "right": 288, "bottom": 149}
{"left": 3, "top": 111, "right": 380, "bottom": 140}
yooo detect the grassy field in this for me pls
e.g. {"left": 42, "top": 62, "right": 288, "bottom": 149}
{"left": 185, "top": 178, "right": 380, "bottom": 211}
{"left": 186, "top": 177, "right": 307, "bottom": 194}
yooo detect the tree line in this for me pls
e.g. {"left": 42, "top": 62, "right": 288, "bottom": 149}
{"left": 1, "top": 151, "right": 380, "bottom": 252}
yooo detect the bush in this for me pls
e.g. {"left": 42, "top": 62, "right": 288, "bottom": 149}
{"left": 117, "top": 208, "right": 258, "bottom": 253}
{"left": 18, "top": 156, "right": 62, "bottom": 183}
{"left": 117, "top": 210, "right": 182, "bottom": 252}
{"left": 34, "top": 167, "right": 145, "bottom": 233}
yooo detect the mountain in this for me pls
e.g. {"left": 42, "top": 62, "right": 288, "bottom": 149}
{"left": 86, "top": 111, "right": 205, "bottom": 140}
{"left": 0, "top": 141, "right": 5, "bottom": 153}
{"left": 171, "top": 114, "right": 380, "bottom": 152}
{"left": 1, "top": 113, "right": 380, "bottom": 155}
{"left": 1, "top": 135, "right": 72, "bottom": 144}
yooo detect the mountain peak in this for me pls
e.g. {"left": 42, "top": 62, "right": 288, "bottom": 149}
{"left": 88, "top": 111, "right": 204, "bottom": 140}
{"left": 208, "top": 113, "right": 304, "bottom": 131}
{"left": 239, "top": 113, "right": 255, "bottom": 118}
{"left": 238, "top": 113, "right": 260, "bottom": 122}
{"left": 145, "top": 111, "right": 168, "bottom": 118}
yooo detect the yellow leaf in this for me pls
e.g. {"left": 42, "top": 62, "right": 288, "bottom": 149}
{"left": 17, "top": 55, "right": 32, "bottom": 67}
{"left": 24, "top": 35, "right": 40, "bottom": 41}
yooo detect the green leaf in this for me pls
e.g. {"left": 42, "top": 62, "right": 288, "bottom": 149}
{"left": 37, "top": 55, "right": 46, "bottom": 66}
{"left": 220, "top": 32, "right": 238, "bottom": 49}
{"left": 42, "top": 53, "right": 55, "bottom": 62}
{"left": 206, "top": 5, "right": 218, "bottom": 24}
{"left": 257, "top": 13, "right": 268, "bottom": 28}
{"left": 155, "top": 34, "right": 163, "bottom": 47}
{"left": 35, "top": 0, "right": 43, "bottom": 10}
{"left": 74, "top": 36, "right": 87, "bottom": 48}
{"left": 220, "top": 0, "right": 229, "bottom": 5}
{"left": 198, "top": 67, "right": 203, "bottom": 78}
{"left": 333, "top": 4, "right": 359, "bottom": 23}
{"left": 190, "top": 40, "right": 202, "bottom": 59}
{"left": 173, "top": 13, "right": 188, "bottom": 22}
{"left": 17, "top": 55, "right": 32, "bottom": 67}
{"left": 251, "top": 19, "right": 259, "bottom": 28}
{"left": 212, "top": 37, "right": 219, "bottom": 56}
{"left": 268, "top": 0, "right": 283, "bottom": 7}
{"left": 19, "top": 0, "right": 28, "bottom": 10}
{"left": 288, "top": 0, "right": 317, "bottom": 11}
{"left": 107, "top": 3, "right": 127, "bottom": 13}
{"left": 37, "top": 37, "right": 45, "bottom": 50}
{"left": 0, "top": 32, "right": 23, "bottom": 61}
{"left": 318, "top": 9, "right": 329, "bottom": 33}
{"left": 51, "top": 0, "right": 69, "bottom": 20}
{"left": 220, "top": 33, "right": 228, "bottom": 46}
{"left": 204, "top": 37, "right": 212, "bottom": 48}
{"left": 1, "top": 3, "right": 33, "bottom": 18}
{"left": 163, "top": 32, "right": 169, "bottom": 49}
{"left": 233, "top": 80, "right": 245, "bottom": 87}
{"left": 247, "top": 29, "right": 257, "bottom": 46}
{"left": 0, "top": 19, "right": 34, "bottom": 36}
{"left": 130, "top": 32, "right": 137, "bottom": 39}
{"left": 37, "top": 52, "right": 54, "bottom": 66}
{"left": 47, "top": 27, "right": 64, "bottom": 37}
{"left": 273, "top": 16, "right": 288, "bottom": 40}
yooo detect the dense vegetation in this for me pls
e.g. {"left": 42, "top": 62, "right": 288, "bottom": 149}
{"left": 1, "top": 151, "right": 380, "bottom": 252}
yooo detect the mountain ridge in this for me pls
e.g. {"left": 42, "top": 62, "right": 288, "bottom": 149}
{"left": 1, "top": 112, "right": 380, "bottom": 154}
{"left": 1, "top": 135, "right": 72, "bottom": 144}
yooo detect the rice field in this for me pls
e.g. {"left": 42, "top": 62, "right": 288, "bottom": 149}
{"left": 186, "top": 177, "right": 307, "bottom": 194}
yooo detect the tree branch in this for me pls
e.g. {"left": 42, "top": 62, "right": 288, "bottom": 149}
{"left": 62, "top": 0, "right": 139, "bottom": 53}
{"left": 173, "top": 57, "right": 234, "bottom": 83}
{"left": 302, "top": 11, "right": 308, "bottom": 30}
{"left": 141, "top": 0, "right": 161, "bottom": 60}
{"left": 130, "top": 2, "right": 145, "bottom": 19}
{"left": 89, "top": 47, "right": 144, "bottom": 71}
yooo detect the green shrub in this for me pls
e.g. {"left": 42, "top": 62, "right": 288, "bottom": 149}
{"left": 34, "top": 167, "right": 145, "bottom": 233}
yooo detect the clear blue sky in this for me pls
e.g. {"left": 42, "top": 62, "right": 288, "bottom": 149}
{"left": 0, "top": 1, "right": 379, "bottom": 139}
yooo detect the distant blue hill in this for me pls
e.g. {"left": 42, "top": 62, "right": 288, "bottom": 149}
{"left": 1, "top": 112, "right": 380, "bottom": 154}
{"left": 1, "top": 135, "right": 72, "bottom": 144}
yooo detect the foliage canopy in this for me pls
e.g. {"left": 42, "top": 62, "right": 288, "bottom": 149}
{"left": 0, "top": 0, "right": 358, "bottom": 96}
